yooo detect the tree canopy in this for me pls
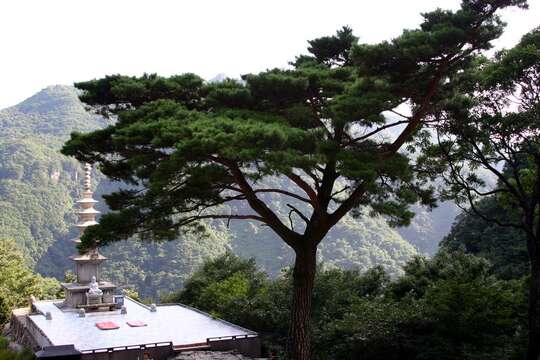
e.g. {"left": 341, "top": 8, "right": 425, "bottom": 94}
{"left": 62, "top": 1, "right": 528, "bottom": 357}
{"left": 63, "top": 1, "right": 527, "bottom": 250}
{"left": 441, "top": 195, "right": 529, "bottom": 279}
{"left": 0, "top": 85, "right": 421, "bottom": 300}
{"left": 419, "top": 26, "right": 540, "bottom": 359}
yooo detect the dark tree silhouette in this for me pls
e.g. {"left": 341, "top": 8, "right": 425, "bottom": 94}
{"left": 423, "top": 28, "right": 540, "bottom": 359}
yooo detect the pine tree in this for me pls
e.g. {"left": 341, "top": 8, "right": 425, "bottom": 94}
{"left": 62, "top": 2, "right": 526, "bottom": 357}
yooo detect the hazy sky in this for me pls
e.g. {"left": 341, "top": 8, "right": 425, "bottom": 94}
{"left": 0, "top": 0, "right": 538, "bottom": 109}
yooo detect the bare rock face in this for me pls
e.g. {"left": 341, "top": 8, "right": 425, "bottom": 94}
{"left": 172, "top": 351, "right": 265, "bottom": 359}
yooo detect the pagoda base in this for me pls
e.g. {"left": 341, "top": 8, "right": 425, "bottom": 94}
{"left": 61, "top": 281, "right": 117, "bottom": 309}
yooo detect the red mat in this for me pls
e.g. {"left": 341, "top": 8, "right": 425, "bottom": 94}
{"left": 96, "top": 321, "right": 120, "bottom": 330}
{"left": 127, "top": 320, "right": 147, "bottom": 327}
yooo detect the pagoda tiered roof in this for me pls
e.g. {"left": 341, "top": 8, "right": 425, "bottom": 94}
{"left": 76, "top": 198, "right": 99, "bottom": 204}
{"left": 69, "top": 253, "right": 108, "bottom": 261}
{"left": 75, "top": 220, "right": 99, "bottom": 228}
{"left": 76, "top": 208, "right": 100, "bottom": 215}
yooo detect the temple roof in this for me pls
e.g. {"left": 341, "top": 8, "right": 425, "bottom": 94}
{"left": 29, "top": 298, "right": 256, "bottom": 352}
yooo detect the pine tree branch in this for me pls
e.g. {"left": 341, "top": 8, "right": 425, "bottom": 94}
{"left": 348, "top": 120, "right": 411, "bottom": 144}
{"left": 223, "top": 185, "right": 311, "bottom": 204}
{"left": 286, "top": 203, "right": 310, "bottom": 224}
{"left": 209, "top": 155, "right": 300, "bottom": 246}
{"left": 286, "top": 173, "right": 320, "bottom": 211}
{"left": 328, "top": 182, "right": 366, "bottom": 227}
{"left": 382, "top": 57, "right": 451, "bottom": 157}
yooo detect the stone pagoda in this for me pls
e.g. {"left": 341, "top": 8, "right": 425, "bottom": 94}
{"left": 61, "top": 163, "right": 117, "bottom": 309}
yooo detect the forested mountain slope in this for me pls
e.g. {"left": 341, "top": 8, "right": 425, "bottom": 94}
{"left": 0, "top": 85, "right": 452, "bottom": 298}
{"left": 441, "top": 196, "right": 528, "bottom": 280}
{"left": 397, "top": 202, "right": 460, "bottom": 255}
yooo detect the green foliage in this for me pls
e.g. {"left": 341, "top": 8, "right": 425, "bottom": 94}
{"left": 0, "top": 85, "right": 106, "bottom": 265}
{"left": 390, "top": 250, "right": 495, "bottom": 298}
{"left": 417, "top": 27, "right": 540, "bottom": 357}
{"left": 0, "top": 138, "right": 80, "bottom": 265}
{"left": 225, "top": 182, "right": 418, "bottom": 278}
{"left": 441, "top": 196, "right": 528, "bottom": 279}
{"left": 0, "top": 349, "right": 35, "bottom": 360}
{"left": 418, "top": 27, "right": 540, "bottom": 238}
{"left": 0, "top": 336, "right": 35, "bottom": 360}
{"left": 167, "top": 251, "right": 526, "bottom": 359}
{"left": 0, "top": 239, "right": 60, "bottom": 325}
{"left": 164, "top": 252, "right": 267, "bottom": 315}
{"left": 397, "top": 201, "right": 460, "bottom": 255}
{"left": 61, "top": 1, "right": 525, "bottom": 251}
{"left": 321, "top": 251, "right": 525, "bottom": 360}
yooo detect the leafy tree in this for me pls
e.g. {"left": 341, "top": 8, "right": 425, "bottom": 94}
{"left": 62, "top": 2, "right": 526, "bottom": 357}
{"left": 335, "top": 252, "right": 525, "bottom": 360}
{"left": 0, "top": 239, "right": 60, "bottom": 325}
{"left": 421, "top": 28, "right": 540, "bottom": 359}
{"left": 163, "top": 251, "right": 268, "bottom": 318}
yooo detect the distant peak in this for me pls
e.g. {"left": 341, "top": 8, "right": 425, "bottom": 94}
{"left": 33, "top": 84, "right": 78, "bottom": 98}
{"left": 15, "top": 85, "right": 80, "bottom": 114}
{"left": 0, "top": 83, "right": 108, "bottom": 137}
{"left": 207, "top": 73, "right": 228, "bottom": 83}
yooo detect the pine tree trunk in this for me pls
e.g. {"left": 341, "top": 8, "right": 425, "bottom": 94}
{"left": 527, "top": 244, "right": 540, "bottom": 360}
{"left": 287, "top": 245, "right": 317, "bottom": 360}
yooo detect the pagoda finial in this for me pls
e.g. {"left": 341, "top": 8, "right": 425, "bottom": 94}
{"left": 75, "top": 163, "right": 99, "bottom": 238}
{"left": 83, "top": 163, "right": 92, "bottom": 192}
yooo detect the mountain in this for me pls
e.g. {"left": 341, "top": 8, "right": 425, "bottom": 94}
{"left": 440, "top": 196, "right": 528, "bottom": 280}
{"left": 0, "top": 86, "right": 106, "bottom": 264}
{"left": 396, "top": 202, "right": 460, "bottom": 255}
{"left": 0, "top": 85, "right": 455, "bottom": 298}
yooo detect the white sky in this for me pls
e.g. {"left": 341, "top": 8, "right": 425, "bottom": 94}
{"left": 0, "top": 0, "right": 538, "bottom": 109}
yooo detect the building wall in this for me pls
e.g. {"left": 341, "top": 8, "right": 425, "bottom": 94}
{"left": 80, "top": 344, "right": 173, "bottom": 360}
{"left": 26, "top": 316, "right": 53, "bottom": 349}
{"left": 10, "top": 309, "right": 54, "bottom": 351}
{"left": 208, "top": 336, "right": 261, "bottom": 358}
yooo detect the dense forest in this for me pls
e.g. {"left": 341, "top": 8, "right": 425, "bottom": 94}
{"left": 0, "top": 86, "right": 455, "bottom": 298}
{"left": 165, "top": 250, "right": 527, "bottom": 359}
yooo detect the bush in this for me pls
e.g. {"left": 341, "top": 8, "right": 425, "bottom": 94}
{"left": 0, "top": 337, "right": 35, "bottom": 360}
{"left": 165, "top": 251, "right": 527, "bottom": 359}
